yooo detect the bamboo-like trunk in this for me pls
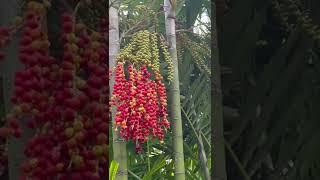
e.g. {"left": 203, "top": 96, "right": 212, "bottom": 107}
{"left": 0, "top": 1, "right": 35, "bottom": 180}
{"left": 109, "top": 1, "right": 128, "bottom": 179}
{"left": 163, "top": 1, "right": 186, "bottom": 179}
{"left": 212, "top": 1, "right": 227, "bottom": 180}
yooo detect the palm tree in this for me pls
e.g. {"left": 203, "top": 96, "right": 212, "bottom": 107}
{"left": 109, "top": 0, "right": 128, "bottom": 179}
{"left": 164, "top": 0, "right": 186, "bottom": 179}
{"left": 212, "top": 1, "right": 227, "bottom": 179}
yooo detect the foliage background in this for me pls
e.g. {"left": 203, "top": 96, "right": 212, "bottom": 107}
{"left": 216, "top": 0, "right": 320, "bottom": 179}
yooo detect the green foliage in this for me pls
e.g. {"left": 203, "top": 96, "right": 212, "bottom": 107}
{"left": 217, "top": 0, "right": 320, "bottom": 179}
{"left": 109, "top": 160, "right": 120, "bottom": 180}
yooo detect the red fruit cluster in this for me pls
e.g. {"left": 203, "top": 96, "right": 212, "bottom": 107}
{"left": 111, "top": 62, "right": 170, "bottom": 153}
{"left": 0, "top": 1, "right": 109, "bottom": 179}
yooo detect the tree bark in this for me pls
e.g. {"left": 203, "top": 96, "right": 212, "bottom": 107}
{"left": 212, "top": 1, "right": 228, "bottom": 180}
{"left": 109, "top": 1, "right": 128, "bottom": 179}
{"left": 163, "top": 1, "right": 186, "bottom": 179}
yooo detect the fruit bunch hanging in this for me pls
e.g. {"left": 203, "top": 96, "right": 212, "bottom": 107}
{"left": 177, "top": 32, "right": 211, "bottom": 76}
{"left": 0, "top": 1, "right": 109, "bottom": 179}
{"left": 110, "top": 30, "right": 173, "bottom": 153}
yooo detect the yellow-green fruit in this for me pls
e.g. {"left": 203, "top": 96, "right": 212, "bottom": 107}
{"left": 117, "top": 30, "right": 173, "bottom": 81}
{"left": 43, "top": 0, "right": 51, "bottom": 8}
{"left": 102, "top": 144, "right": 108, "bottom": 156}
{"left": 72, "top": 155, "right": 84, "bottom": 168}
{"left": 73, "top": 120, "right": 83, "bottom": 132}
{"left": 91, "top": 32, "right": 101, "bottom": 41}
{"left": 93, "top": 145, "right": 103, "bottom": 157}
{"left": 14, "top": 16, "right": 23, "bottom": 26}
{"left": 29, "top": 158, "right": 38, "bottom": 168}
{"left": 64, "top": 127, "right": 74, "bottom": 138}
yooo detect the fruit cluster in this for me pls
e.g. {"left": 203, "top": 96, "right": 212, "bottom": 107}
{"left": 177, "top": 33, "right": 211, "bottom": 76}
{"left": 272, "top": 0, "right": 320, "bottom": 44}
{"left": 0, "top": 1, "right": 109, "bottom": 179}
{"left": 111, "top": 30, "right": 172, "bottom": 153}
{"left": 117, "top": 30, "right": 174, "bottom": 81}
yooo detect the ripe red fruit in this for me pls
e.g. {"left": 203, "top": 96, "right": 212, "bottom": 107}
{"left": 62, "top": 14, "right": 73, "bottom": 22}
{"left": 71, "top": 173, "right": 82, "bottom": 180}
{"left": 111, "top": 62, "right": 170, "bottom": 151}
{"left": 7, "top": 117, "right": 20, "bottom": 129}
{"left": 13, "top": 128, "right": 22, "bottom": 138}
{"left": 20, "top": 36, "right": 32, "bottom": 46}
{"left": 97, "top": 122, "right": 108, "bottom": 132}
{"left": 63, "top": 23, "right": 73, "bottom": 33}
{"left": 65, "top": 97, "right": 81, "bottom": 109}
{"left": 61, "top": 70, "right": 73, "bottom": 81}
{"left": 96, "top": 133, "right": 107, "bottom": 145}
{"left": 87, "top": 87, "right": 100, "bottom": 100}
{"left": 63, "top": 108, "right": 76, "bottom": 121}
{"left": 88, "top": 76, "right": 103, "bottom": 88}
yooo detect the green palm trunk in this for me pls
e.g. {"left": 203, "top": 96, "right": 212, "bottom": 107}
{"left": 109, "top": 0, "right": 128, "bottom": 179}
{"left": 163, "top": 0, "right": 186, "bottom": 179}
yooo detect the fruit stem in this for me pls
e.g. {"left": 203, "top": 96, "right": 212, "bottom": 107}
{"left": 147, "top": 139, "right": 151, "bottom": 172}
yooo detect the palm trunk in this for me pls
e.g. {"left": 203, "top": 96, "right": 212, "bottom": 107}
{"left": 163, "top": 1, "right": 186, "bottom": 179}
{"left": 212, "top": 2, "right": 227, "bottom": 180}
{"left": 109, "top": 1, "right": 128, "bottom": 179}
